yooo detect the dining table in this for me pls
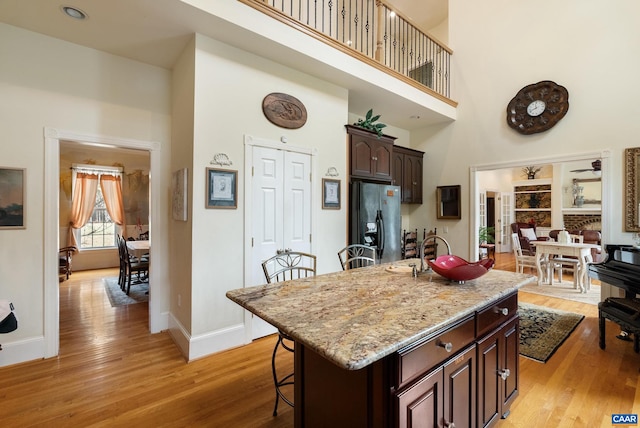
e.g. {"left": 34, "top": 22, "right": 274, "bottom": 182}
{"left": 126, "top": 239, "right": 150, "bottom": 261}
{"left": 533, "top": 241, "right": 601, "bottom": 293}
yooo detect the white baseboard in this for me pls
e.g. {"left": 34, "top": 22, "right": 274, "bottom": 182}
{"left": 0, "top": 336, "right": 46, "bottom": 368}
{"left": 167, "top": 312, "right": 247, "bottom": 362}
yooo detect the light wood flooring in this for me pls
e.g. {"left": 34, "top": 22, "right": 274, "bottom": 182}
{"left": 0, "top": 255, "right": 638, "bottom": 427}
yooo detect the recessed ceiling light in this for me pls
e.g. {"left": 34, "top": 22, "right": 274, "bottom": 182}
{"left": 61, "top": 6, "right": 88, "bottom": 20}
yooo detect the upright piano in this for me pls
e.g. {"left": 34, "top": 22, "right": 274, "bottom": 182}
{"left": 588, "top": 244, "right": 640, "bottom": 352}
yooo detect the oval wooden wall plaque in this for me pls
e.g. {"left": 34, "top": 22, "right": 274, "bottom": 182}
{"left": 262, "top": 93, "right": 307, "bottom": 129}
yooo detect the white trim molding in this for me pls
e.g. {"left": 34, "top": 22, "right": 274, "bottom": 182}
{"left": 43, "top": 127, "right": 165, "bottom": 359}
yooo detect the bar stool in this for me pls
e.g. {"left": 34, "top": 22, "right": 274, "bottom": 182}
{"left": 261, "top": 251, "right": 317, "bottom": 416}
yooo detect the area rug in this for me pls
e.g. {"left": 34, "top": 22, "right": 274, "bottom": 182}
{"left": 520, "top": 281, "right": 600, "bottom": 306}
{"left": 518, "top": 302, "right": 584, "bottom": 363}
{"left": 103, "top": 277, "right": 148, "bottom": 307}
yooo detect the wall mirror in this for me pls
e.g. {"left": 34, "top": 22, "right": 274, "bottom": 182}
{"left": 625, "top": 147, "right": 640, "bottom": 232}
{"left": 437, "top": 185, "right": 461, "bottom": 219}
{"left": 571, "top": 177, "right": 601, "bottom": 207}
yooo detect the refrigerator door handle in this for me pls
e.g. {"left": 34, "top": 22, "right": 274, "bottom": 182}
{"left": 376, "top": 210, "right": 385, "bottom": 258}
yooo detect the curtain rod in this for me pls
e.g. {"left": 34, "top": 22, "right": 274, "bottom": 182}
{"left": 71, "top": 163, "right": 123, "bottom": 174}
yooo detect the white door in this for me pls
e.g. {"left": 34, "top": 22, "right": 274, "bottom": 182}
{"left": 498, "top": 192, "right": 513, "bottom": 253}
{"left": 250, "top": 146, "right": 312, "bottom": 339}
{"left": 479, "top": 191, "right": 487, "bottom": 229}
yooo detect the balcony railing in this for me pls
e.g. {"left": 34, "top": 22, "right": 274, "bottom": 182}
{"left": 239, "top": 0, "right": 453, "bottom": 104}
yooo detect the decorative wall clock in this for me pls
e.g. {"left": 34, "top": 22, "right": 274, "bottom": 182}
{"left": 506, "top": 81, "right": 569, "bottom": 135}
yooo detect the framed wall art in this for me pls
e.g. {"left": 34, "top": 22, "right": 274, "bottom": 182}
{"left": 171, "top": 168, "right": 188, "bottom": 221}
{"left": 0, "top": 167, "right": 25, "bottom": 229}
{"left": 436, "top": 185, "right": 461, "bottom": 219}
{"left": 322, "top": 178, "right": 341, "bottom": 209}
{"left": 206, "top": 168, "right": 237, "bottom": 209}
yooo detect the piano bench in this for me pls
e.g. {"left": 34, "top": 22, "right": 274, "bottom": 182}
{"left": 598, "top": 298, "right": 640, "bottom": 353}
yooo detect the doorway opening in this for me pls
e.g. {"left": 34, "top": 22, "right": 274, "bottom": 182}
{"left": 470, "top": 150, "right": 610, "bottom": 262}
{"left": 44, "top": 127, "right": 162, "bottom": 359}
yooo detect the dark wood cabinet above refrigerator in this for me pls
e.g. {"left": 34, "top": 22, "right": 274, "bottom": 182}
{"left": 346, "top": 125, "right": 395, "bottom": 183}
{"left": 392, "top": 145, "right": 424, "bottom": 204}
{"left": 346, "top": 125, "right": 424, "bottom": 204}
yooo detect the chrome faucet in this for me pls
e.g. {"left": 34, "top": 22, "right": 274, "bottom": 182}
{"left": 419, "top": 235, "right": 451, "bottom": 273}
{"left": 419, "top": 240, "right": 429, "bottom": 273}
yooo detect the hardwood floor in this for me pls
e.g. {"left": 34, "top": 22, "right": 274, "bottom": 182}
{"left": 0, "top": 257, "right": 638, "bottom": 427}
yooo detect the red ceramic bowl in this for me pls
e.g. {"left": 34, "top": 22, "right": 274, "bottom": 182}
{"left": 426, "top": 255, "right": 494, "bottom": 282}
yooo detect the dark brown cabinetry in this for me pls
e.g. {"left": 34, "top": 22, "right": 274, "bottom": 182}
{"left": 346, "top": 125, "right": 395, "bottom": 182}
{"left": 294, "top": 292, "right": 519, "bottom": 428}
{"left": 396, "top": 343, "right": 476, "bottom": 428}
{"left": 392, "top": 146, "right": 424, "bottom": 204}
{"left": 477, "top": 317, "right": 519, "bottom": 427}
{"left": 475, "top": 293, "right": 519, "bottom": 427}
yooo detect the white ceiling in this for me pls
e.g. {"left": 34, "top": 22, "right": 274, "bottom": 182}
{"left": 0, "top": 0, "right": 449, "bottom": 130}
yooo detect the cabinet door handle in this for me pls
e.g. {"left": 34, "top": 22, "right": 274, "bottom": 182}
{"left": 495, "top": 307, "right": 509, "bottom": 316}
{"left": 437, "top": 341, "right": 453, "bottom": 353}
{"left": 444, "top": 421, "right": 456, "bottom": 428}
{"left": 371, "top": 156, "right": 378, "bottom": 161}
{"left": 498, "top": 368, "right": 511, "bottom": 380}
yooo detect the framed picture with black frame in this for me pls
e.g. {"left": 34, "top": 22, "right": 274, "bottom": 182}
{"left": 322, "top": 178, "right": 341, "bottom": 209}
{"left": 436, "top": 185, "right": 461, "bottom": 219}
{"left": 206, "top": 168, "right": 237, "bottom": 209}
{"left": 0, "top": 167, "right": 26, "bottom": 229}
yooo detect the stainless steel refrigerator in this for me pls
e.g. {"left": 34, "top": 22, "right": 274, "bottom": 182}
{"left": 350, "top": 181, "right": 402, "bottom": 264}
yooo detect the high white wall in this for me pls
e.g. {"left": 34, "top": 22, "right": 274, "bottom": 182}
{"left": 171, "top": 34, "right": 349, "bottom": 359}
{"left": 0, "top": 23, "right": 172, "bottom": 366}
{"left": 169, "top": 36, "right": 196, "bottom": 340}
{"left": 407, "top": 0, "right": 640, "bottom": 256}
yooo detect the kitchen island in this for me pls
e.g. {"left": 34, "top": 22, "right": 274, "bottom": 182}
{"left": 227, "top": 261, "right": 536, "bottom": 427}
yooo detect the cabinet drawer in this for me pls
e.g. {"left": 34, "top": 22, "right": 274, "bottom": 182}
{"left": 396, "top": 315, "right": 475, "bottom": 388}
{"left": 476, "top": 293, "right": 518, "bottom": 337}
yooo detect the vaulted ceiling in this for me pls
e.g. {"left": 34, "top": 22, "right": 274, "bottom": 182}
{"left": 0, "top": 0, "right": 450, "bottom": 129}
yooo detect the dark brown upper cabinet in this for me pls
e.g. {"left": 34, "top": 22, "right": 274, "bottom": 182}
{"left": 346, "top": 125, "right": 395, "bottom": 183}
{"left": 392, "top": 145, "right": 424, "bottom": 204}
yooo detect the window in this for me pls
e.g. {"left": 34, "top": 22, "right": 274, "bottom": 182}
{"left": 71, "top": 163, "right": 123, "bottom": 250}
{"left": 80, "top": 186, "right": 117, "bottom": 249}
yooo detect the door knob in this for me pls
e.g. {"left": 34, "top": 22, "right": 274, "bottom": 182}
{"left": 498, "top": 368, "right": 511, "bottom": 380}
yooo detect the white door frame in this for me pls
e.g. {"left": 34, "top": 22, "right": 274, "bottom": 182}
{"left": 498, "top": 191, "right": 513, "bottom": 253}
{"left": 43, "top": 127, "right": 162, "bottom": 358}
{"left": 243, "top": 135, "right": 316, "bottom": 343}
{"left": 469, "top": 150, "right": 611, "bottom": 261}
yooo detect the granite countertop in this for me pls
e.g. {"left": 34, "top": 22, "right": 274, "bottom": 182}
{"left": 226, "top": 260, "right": 536, "bottom": 370}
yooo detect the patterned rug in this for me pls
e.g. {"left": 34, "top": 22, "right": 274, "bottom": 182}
{"left": 518, "top": 302, "right": 584, "bottom": 363}
{"left": 103, "top": 276, "right": 148, "bottom": 307}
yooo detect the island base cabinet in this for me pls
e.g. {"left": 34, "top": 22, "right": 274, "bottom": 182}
{"left": 476, "top": 317, "right": 519, "bottom": 428}
{"left": 294, "top": 344, "right": 388, "bottom": 428}
{"left": 292, "top": 293, "right": 520, "bottom": 428}
{"left": 396, "top": 344, "right": 476, "bottom": 428}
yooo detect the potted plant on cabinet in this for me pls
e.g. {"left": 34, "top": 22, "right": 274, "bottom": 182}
{"left": 353, "top": 109, "right": 387, "bottom": 137}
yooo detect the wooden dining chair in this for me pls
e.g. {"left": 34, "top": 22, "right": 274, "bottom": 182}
{"left": 119, "top": 237, "right": 149, "bottom": 295}
{"left": 511, "top": 233, "right": 540, "bottom": 275}
{"left": 261, "top": 251, "right": 316, "bottom": 416}
{"left": 58, "top": 246, "right": 77, "bottom": 281}
{"left": 550, "top": 234, "right": 582, "bottom": 288}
